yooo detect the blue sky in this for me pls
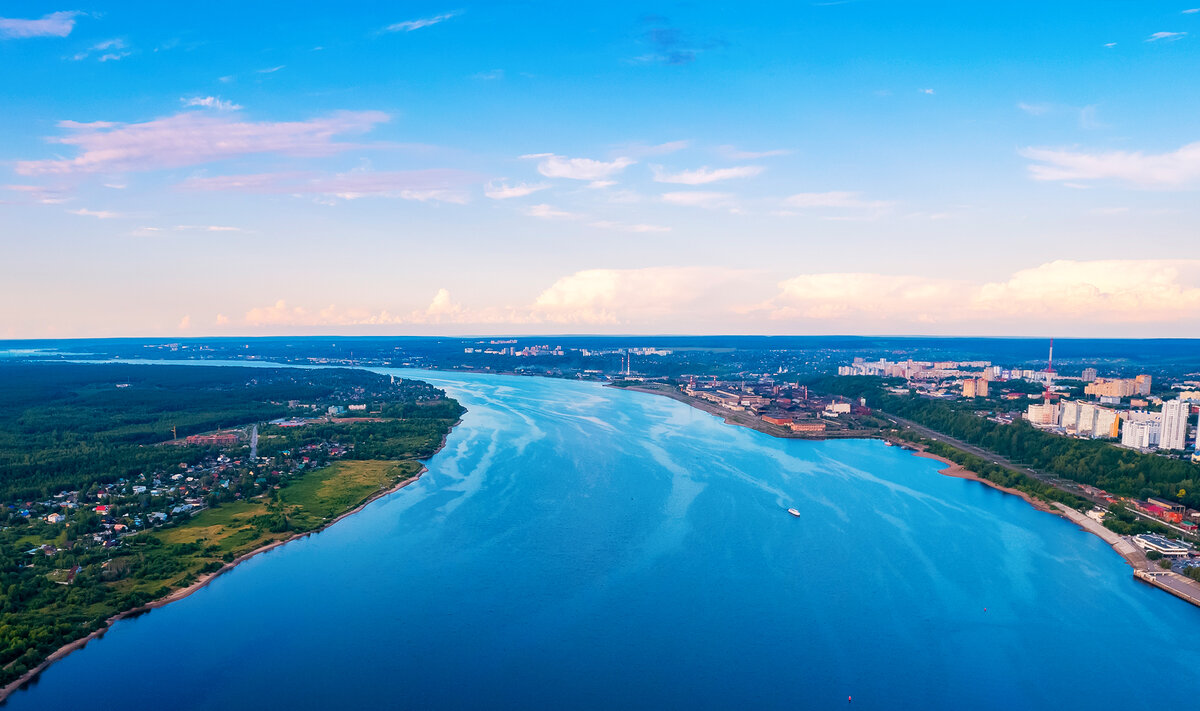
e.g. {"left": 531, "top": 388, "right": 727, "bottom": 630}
{"left": 2, "top": 1, "right": 1199, "bottom": 338}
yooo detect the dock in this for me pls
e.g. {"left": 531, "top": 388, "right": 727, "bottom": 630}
{"left": 1055, "top": 503, "right": 1200, "bottom": 609}
{"left": 1134, "top": 570, "right": 1200, "bottom": 607}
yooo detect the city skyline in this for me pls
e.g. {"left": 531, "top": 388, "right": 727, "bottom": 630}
{"left": 3, "top": 2, "right": 1200, "bottom": 338}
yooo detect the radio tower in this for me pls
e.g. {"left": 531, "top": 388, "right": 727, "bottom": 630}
{"left": 1042, "top": 337, "right": 1055, "bottom": 405}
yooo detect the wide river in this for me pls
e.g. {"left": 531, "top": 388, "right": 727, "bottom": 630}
{"left": 6, "top": 367, "right": 1200, "bottom": 709}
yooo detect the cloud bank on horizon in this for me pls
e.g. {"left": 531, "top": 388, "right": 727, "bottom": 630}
{"left": 1, "top": 3, "right": 1198, "bottom": 338}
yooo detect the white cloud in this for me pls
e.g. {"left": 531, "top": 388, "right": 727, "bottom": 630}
{"left": 217, "top": 260, "right": 1200, "bottom": 334}
{"left": 660, "top": 191, "right": 734, "bottom": 208}
{"left": 1147, "top": 31, "right": 1187, "bottom": 42}
{"left": 4, "top": 184, "right": 69, "bottom": 204}
{"left": 1104, "top": 42, "right": 1117, "bottom": 48}
{"left": 531, "top": 267, "right": 746, "bottom": 324}
{"left": 72, "top": 38, "right": 131, "bottom": 62}
{"left": 181, "top": 169, "right": 473, "bottom": 203}
{"left": 617, "top": 140, "right": 691, "bottom": 157}
{"left": 1077, "top": 105, "right": 1105, "bottom": 130}
{"left": 131, "top": 225, "right": 243, "bottom": 236}
{"left": 18, "top": 110, "right": 390, "bottom": 175}
{"left": 484, "top": 180, "right": 548, "bottom": 199}
{"left": 1185, "top": 9, "right": 1200, "bottom": 14}
{"left": 181, "top": 96, "right": 242, "bottom": 111}
{"left": 588, "top": 221, "right": 671, "bottom": 233}
{"left": 173, "top": 225, "right": 243, "bottom": 232}
{"left": 177, "top": 315, "right": 192, "bottom": 330}
{"left": 651, "top": 164, "right": 764, "bottom": 184}
{"left": 784, "top": 191, "right": 895, "bottom": 210}
{"left": 524, "top": 203, "right": 580, "bottom": 220}
{"left": 0, "top": 11, "right": 79, "bottom": 39}
{"left": 242, "top": 289, "right": 501, "bottom": 329}
{"left": 1021, "top": 141, "right": 1200, "bottom": 187}
{"left": 716, "top": 145, "right": 790, "bottom": 160}
{"left": 754, "top": 260, "right": 1200, "bottom": 329}
{"left": 257, "top": 65, "right": 285, "bottom": 73}
{"left": 420, "top": 288, "right": 463, "bottom": 322}
{"left": 384, "top": 11, "right": 461, "bottom": 33}
{"left": 919, "top": 88, "right": 935, "bottom": 95}
{"left": 1017, "top": 102, "right": 1051, "bottom": 116}
{"left": 244, "top": 300, "right": 395, "bottom": 327}
{"left": 68, "top": 208, "right": 122, "bottom": 219}
{"left": 472, "top": 69, "right": 504, "bottom": 80}
{"left": 522, "top": 153, "right": 635, "bottom": 181}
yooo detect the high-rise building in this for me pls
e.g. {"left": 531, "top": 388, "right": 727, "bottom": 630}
{"left": 1025, "top": 402, "right": 1061, "bottom": 427}
{"left": 1060, "top": 401, "right": 1083, "bottom": 433}
{"left": 1093, "top": 407, "right": 1120, "bottom": 439}
{"left": 962, "top": 377, "right": 988, "bottom": 398}
{"left": 1135, "top": 374, "right": 1153, "bottom": 396}
{"left": 1121, "top": 411, "right": 1162, "bottom": 449}
{"left": 1085, "top": 378, "right": 1138, "bottom": 399}
{"left": 1081, "top": 367, "right": 1098, "bottom": 382}
{"left": 1059, "top": 401, "right": 1119, "bottom": 438}
{"left": 1162, "top": 399, "right": 1189, "bottom": 451}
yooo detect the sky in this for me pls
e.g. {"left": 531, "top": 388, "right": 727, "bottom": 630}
{"left": 2, "top": 1, "right": 1199, "bottom": 339}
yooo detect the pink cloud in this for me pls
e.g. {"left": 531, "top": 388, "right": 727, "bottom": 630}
{"left": 16, "top": 110, "right": 390, "bottom": 175}
{"left": 179, "top": 169, "right": 476, "bottom": 202}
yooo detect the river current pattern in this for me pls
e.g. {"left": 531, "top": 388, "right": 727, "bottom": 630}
{"left": 6, "top": 368, "right": 1199, "bottom": 709}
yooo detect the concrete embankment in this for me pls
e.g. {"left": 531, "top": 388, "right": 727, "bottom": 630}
{"left": 1133, "top": 570, "right": 1200, "bottom": 607}
{"left": 1054, "top": 503, "right": 1200, "bottom": 609}
{"left": 1053, "top": 504, "right": 1145, "bottom": 565}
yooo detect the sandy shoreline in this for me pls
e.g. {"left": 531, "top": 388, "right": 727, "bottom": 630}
{"left": 0, "top": 419, "right": 460, "bottom": 704}
{"left": 908, "top": 449, "right": 1058, "bottom": 514}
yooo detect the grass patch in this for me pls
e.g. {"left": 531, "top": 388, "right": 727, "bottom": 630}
{"left": 277, "top": 460, "right": 420, "bottom": 522}
{"left": 145, "top": 460, "right": 420, "bottom": 562}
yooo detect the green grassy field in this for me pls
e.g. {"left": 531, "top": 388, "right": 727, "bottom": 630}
{"left": 277, "top": 460, "right": 421, "bottom": 524}
{"left": 150, "top": 459, "right": 421, "bottom": 560}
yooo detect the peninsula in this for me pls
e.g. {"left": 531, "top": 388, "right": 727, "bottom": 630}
{"left": 0, "top": 362, "right": 462, "bottom": 700}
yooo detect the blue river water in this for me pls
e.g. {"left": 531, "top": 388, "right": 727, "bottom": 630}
{"left": 6, "top": 368, "right": 1200, "bottom": 709}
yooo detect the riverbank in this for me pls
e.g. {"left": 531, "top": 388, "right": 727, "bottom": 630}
{"left": 0, "top": 419, "right": 459, "bottom": 704}
{"left": 909, "top": 448, "right": 1058, "bottom": 515}
{"left": 612, "top": 383, "right": 878, "bottom": 440}
{"left": 618, "top": 382, "right": 1200, "bottom": 611}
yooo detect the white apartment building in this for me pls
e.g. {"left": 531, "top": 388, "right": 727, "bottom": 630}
{"left": 1121, "top": 411, "right": 1162, "bottom": 449}
{"left": 1025, "top": 402, "right": 1060, "bottom": 427}
{"left": 1161, "top": 399, "right": 1190, "bottom": 451}
{"left": 1058, "top": 400, "right": 1119, "bottom": 438}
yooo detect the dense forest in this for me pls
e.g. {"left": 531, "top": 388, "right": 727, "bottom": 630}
{"left": 816, "top": 376, "right": 1200, "bottom": 509}
{"left": 0, "top": 363, "right": 446, "bottom": 500}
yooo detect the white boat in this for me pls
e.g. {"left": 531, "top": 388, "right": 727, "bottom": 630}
{"left": 787, "top": 508, "right": 801, "bottom": 517}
